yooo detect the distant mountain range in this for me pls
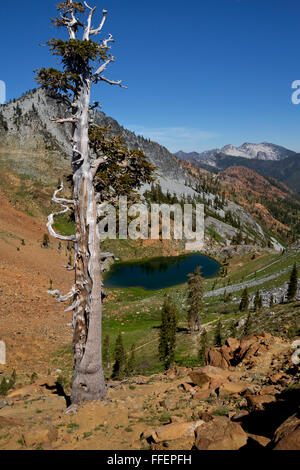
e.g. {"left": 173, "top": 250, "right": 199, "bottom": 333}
{"left": 0, "top": 88, "right": 280, "bottom": 249}
{"left": 175, "top": 143, "right": 300, "bottom": 197}
{"left": 0, "top": 89, "right": 298, "bottom": 247}
{"left": 175, "top": 142, "right": 296, "bottom": 164}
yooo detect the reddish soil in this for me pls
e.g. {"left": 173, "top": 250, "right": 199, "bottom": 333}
{"left": 0, "top": 190, "right": 73, "bottom": 375}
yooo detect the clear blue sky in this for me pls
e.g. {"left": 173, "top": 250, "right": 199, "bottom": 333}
{"left": 1, "top": 0, "right": 300, "bottom": 152}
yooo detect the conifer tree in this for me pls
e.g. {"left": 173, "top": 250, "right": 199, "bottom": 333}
{"left": 270, "top": 294, "right": 274, "bottom": 308}
{"left": 198, "top": 329, "right": 208, "bottom": 366}
{"left": 125, "top": 344, "right": 136, "bottom": 377}
{"left": 254, "top": 290, "right": 263, "bottom": 311}
{"left": 243, "top": 312, "right": 252, "bottom": 336}
{"left": 239, "top": 287, "right": 249, "bottom": 312}
{"left": 112, "top": 333, "right": 126, "bottom": 380}
{"left": 214, "top": 318, "right": 223, "bottom": 347}
{"left": 187, "top": 267, "right": 204, "bottom": 332}
{"left": 287, "top": 263, "right": 298, "bottom": 302}
{"left": 35, "top": 1, "right": 154, "bottom": 405}
{"left": 158, "top": 297, "right": 177, "bottom": 370}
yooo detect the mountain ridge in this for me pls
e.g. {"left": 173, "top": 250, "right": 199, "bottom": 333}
{"left": 175, "top": 142, "right": 296, "bottom": 163}
{"left": 0, "top": 88, "right": 293, "bottom": 250}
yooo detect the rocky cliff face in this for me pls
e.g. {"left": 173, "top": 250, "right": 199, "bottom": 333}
{"left": 0, "top": 88, "right": 275, "bottom": 249}
{"left": 0, "top": 88, "right": 190, "bottom": 185}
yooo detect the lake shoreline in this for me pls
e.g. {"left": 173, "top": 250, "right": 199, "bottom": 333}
{"left": 103, "top": 252, "right": 221, "bottom": 290}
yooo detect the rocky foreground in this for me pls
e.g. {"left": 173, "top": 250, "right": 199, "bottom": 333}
{"left": 0, "top": 333, "right": 299, "bottom": 450}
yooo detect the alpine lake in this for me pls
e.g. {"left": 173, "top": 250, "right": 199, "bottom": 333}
{"left": 103, "top": 253, "right": 220, "bottom": 290}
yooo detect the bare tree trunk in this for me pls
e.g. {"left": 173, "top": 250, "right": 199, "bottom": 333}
{"left": 41, "top": 2, "right": 127, "bottom": 407}
{"left": 70, "top": 79, "right": 106, "bottom": 404}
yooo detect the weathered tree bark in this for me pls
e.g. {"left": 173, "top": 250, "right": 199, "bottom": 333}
{"left": 38, "top": 1, "right": 127, "bottom": 407}
{"left": 70, "top": 80, "right": 106, "bottom": 403}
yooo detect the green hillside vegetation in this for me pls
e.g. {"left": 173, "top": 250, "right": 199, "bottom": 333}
{"left": 50, "top": 248, "right": 300, "bottom": 392}
{"left": 214, "top": 153, "right": 300, "bottom": 196}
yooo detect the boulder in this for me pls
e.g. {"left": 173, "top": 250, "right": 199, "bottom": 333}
{"left": 274, "top": 428, "right": 300, "bottom": 450}
{"left": 194, "top": 416, "right": 248, "bottom": 450}
{"left": 193, "top": 389, "right": 212, "bottom": 400}
{"left": 205, "top": 335, "right": 275, "bottom": 369}
{"left": 189, "top": 366, "right": 230, "bottom": 398}
{"left": 231, "top": 410, "right": 249, "bottom": 421}
{"left": 165, "top": 366, "right": 189, "bottom": 379}
{"left": 246, "top": 394, "right": 276, "bottom": 410}
{"left": 238, "top": 334, "right": 273, "bottom": 363}
{"left": 225, "top": 338, "right": 240, "bottom": 351}
{"left": 272, "top": 414, "right": 300, "bottom": 450}
{"left": 189, "top": 366, "right": 229, "bottom": 387}
{"left": 218, "top": 381, "right": 248, "bottom": 397}
{"left": 205, "top": 348, "right": 230, "bottom": 369}
{"left": 151, "top": 420, "right": 204, "bottom": 443}
{"left": 260, "top": 385, "right": 276, "bottom": 396}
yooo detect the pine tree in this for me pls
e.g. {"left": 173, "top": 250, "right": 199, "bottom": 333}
{"left": 239, "top": 287, "right": 249, "bottom": 312}
{"left": 198, "top": 329, "right": 208, "bottom": 366}
{"left": 125, "top": 344, "right": 136, "bottom": 377}
{"left": 214, "top": 318, "right": 223, "bottom": 347}
{"left": 187, "top": 267, "right": 204, "bottom": 332}
{"left": 287, "top": 263, "right": 298, "bottom": 302}
{"left": 112, "top": 333, "right": 126, "bottom": 379}
{"left": 243, "top": 312, "right": 252, "bottom": 336}
{"left": 270, "top": 294, "right": 274, "bottom": 308}
{"left": 254, "top": 290, "right": 262, "bottom": 311}
{"left": 158, "top": 297, "right": 177, "bottom": 370}
{"left": 103, "top": 334, "right": 110, "bottom": 370}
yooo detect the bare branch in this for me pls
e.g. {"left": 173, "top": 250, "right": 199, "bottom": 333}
{"left": 47, "top": 184, "right": 76, "bottom": 242}
{"left": 50, "top": 117, "right": 77, "bottom": 124}
{"left": 91, "top": 156, "right": 108, "bottom": 177}
{"left": 98, "top": 76, "right": 127, "bottom": 88}
{"left": 83, "top": 2, "right": 96, "bottom": 40}
{"left": 59, "top": 13, "right": 78, "bottom": 40}
{"left": 53, "top": 196, "right": 75, "bottom": 206}
{"left": 63, "top": 265, "right": 76, "bottom": 271}
{"left": 92, "top": 57, "right": 115, "bottom": 80}
{"left": 90, "top": 9, "right": 108, "bottom": 36}
{"left": 101, "top": 33, "right": 114, "bottom": 48}
{"left": 100, "top": 252, "right": 115, "bottom": 260}
{"left": 48, "top": 285, "right": 77, "bottom": 302}
{"left": 65, "top": 299, "right": 80, "bottom": 313}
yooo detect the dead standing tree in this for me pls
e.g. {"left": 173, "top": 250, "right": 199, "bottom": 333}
{"left": 36, "top": 1, "right": 154, "bottom": 407}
